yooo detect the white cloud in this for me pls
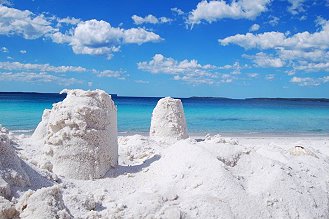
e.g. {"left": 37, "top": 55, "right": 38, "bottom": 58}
{"left": 68, "top": 19, "right": 123, "bottom": 58}
{"left": 138, "top": 54, "right": 215, "bottom": 74}
{"left": 219, "top": 20, "right": 329, "bottom": 50}
{"left": 138, "top": 54, "right": 237, "bottom": 85}
{"left": 159, "top": 17, "right": 172, "bottom": 23}
{"left": 132, "top": 15, "right": 158, "bottom": 25}
{"left": 0, "top": 0, "right": 12, "bottom": 6}
{"left": 0, "top": 5, "right": 56, "bottom": 39}
{"left": 287, "top": 0, "right": 305, "bottom": 15}
{"left": 268, "top": 15, "right": 279, "bottom": 26}
{"left": 0, "top": 6, "right": 162, "bottom": 59}
{"left": 51, "top": 32, "right": 73, "bottom": 44}
{"left": 0, "top": 61, "right": 128, "bottom": 79}
{"left": 294, "top": 62, "right": 329, "bottom": 72}
{"left": 1, "top": 47, "right": 8, "bottom": 52}
{"left": 220, "top": 32, "right": 286, "bottom": 49}
{"left": 278, "top": 49, "right": 327, "bottom": 63}
{"left": 219, "top": 61, "right": 242, "bottom": 74}
{"left": 96, "top": 69, "right": 126, "bottom": 79}
{"left": 57, "top": 19, "right": 161, "bottom": 58}
{"left": 0, "top": 61, "right": 127, "bottom": 85}
{"left": 132, "top": 14, "right": 172, "bottom": 25}
{"left": 0, "top": 61, "right": 87, "bottom": 73}
{"left": 0, "top": 72, "right": 82, "bottom": 86}
{"left": 249, "top": 24, "right": 260, "bottom": 32}
{"left": 187, "top": 0, "right": 271, "bottom": 25}
{"left": 244, "top": 52, "right": 284, "bottom": 67}
{"left": 123, "top": 28, "right": 162, "bottom": 44}
{"left": 57, "top": 17, "right": 81, "bottom": 25}
{"left": 19, "top": 50, "right": 27, "bottom": 54}
{"left": 171, "top": 7, "right": 184, "bottom": 15}
{"left": 290, "top": 76, "right": 329, "bottom": 86}
{"left": 219, "top": 19, "right": 329, "bottom": 73}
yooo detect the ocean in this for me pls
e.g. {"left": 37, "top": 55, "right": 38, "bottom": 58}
{"left": 0, "top": 92, "right": 328, "bottom": 136}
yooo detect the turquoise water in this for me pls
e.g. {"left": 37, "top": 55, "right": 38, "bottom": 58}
{"left": 0, "top": 93, "right": 329, "bottom": 136}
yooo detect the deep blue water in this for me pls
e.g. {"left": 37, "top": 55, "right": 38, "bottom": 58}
{"left": 0, "top": 92, "right": 328, "bottom": 136}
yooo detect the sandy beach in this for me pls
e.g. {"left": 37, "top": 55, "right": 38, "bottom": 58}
{"left": 0, "top": 131, "right": 327, "bottom": 218}
{"left": 1, "top": 0, "right": 329, "bottom": 217}
{"left": 0, "top": 90, "right": 328, "bottom": 218}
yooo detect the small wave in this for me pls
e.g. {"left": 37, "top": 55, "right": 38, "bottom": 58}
{"left": 12, "top": 129, "right": 34, "bottom": 134}
{"left": 308, "top": 129, "right": 323, "bottom": 132}
{"left": 209, "top": 118, "right": 262, "bottom": 122}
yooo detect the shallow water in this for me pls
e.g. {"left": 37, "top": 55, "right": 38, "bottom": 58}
{"left": 0, "top": 93, "right": 328, "bottom": 136}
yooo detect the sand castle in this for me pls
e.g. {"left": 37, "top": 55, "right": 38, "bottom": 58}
{"left": 150, "top": 97, "right": 188, "bottom": 141}
{"left": 33, "top": 89, "right": 118, "bottom": 180}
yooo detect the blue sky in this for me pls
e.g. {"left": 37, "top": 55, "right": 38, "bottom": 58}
{"left": 0, "top": 0, "right": 328, "bottom": 98}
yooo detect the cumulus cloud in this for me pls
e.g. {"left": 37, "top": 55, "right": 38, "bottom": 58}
{"left": 137, "top": 53, "right": 215, "bottom": 74}
{"left": 123, "top": 27, "right": 162, "bottom": 44}
{"left": 220, "top": 19, "right": 329, "bottom": 73}
{"left": 0, "top": 6, "right": 162, "bottom": 59}
{"left": 187, "top": 0, "right": 271, "bottom": 25}
{"left": 19, "top": 50, "right": 27, "bottom": 54}
{"left": 57, "top": 19, "right": 161, "bottom": 58}
{"left": 0, "top": 72, "right": 82, "bottom": 86}
{"left": 132, "top": 14, "right": 172, "bottom": 25}
{"left": 0, "top": 5, "right": 56, "bottom": 39}
{"left": 290, "top": 76, "right": 329, "bottom": 86}
{"left": 244, "top": 52, "right": 284, "bottom": 67}
{"left": 219, "top": 20, "right": 329, "bottom": 50}
{"left": 171, "top": 7, "right": 184, "bottom": 15}
{"left": 138, "top": 54, "right": 237, "bottom": 85}
{"left": 249, "top": 24, "right": 260, "bottom": 32}
{"left": 1, "top": 47, "right": 8, "bottom": 52}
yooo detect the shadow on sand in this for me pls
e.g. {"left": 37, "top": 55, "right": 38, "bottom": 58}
{"left": 105, "top": 154, "right": 161, "bottom": 178}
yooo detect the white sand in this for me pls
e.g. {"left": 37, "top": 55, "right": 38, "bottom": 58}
{"left": 0, "top": 90, "right": 329, "bottom": 218}
{"left": 32, "top": 89, "right": 118, "bottom": 180}
{"left": 0, "top": 126, "right": 30, "bottom": 199}
{"left": 150, "top": 97, "right": 188, "bottom": 142}
{"left": 0, "top": 129, "right": 327, "bottom": 218}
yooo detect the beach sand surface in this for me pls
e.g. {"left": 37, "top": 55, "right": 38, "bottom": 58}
{"left": 0, "top": 131, "right": 327, "bottom": 218}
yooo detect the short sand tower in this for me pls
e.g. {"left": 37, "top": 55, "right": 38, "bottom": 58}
{"left": 150, "top": 97, "right": 188, "bottom": 141}
{"left": 42, "top": 89, "right": 118, "bottom": 180}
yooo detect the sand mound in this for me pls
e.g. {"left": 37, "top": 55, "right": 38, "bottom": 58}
{"left": 35, "top": 89, "right": 118, "bottom": 180}
{"left": 0, "top": 125, "right": 30, "bottom": 199}
{"left": 0, "top": 196, "right": 18, "bottom": 219}
{"left": 17, "top": 185, "right": 72, "bottom": 219}
{"left": 289, "top": 145, "right": 317, "bottom": 157}
{"left": 31, "top": 109, "right": 51, "bottom": 141}
{"left": 150, "top": 97, "right": 188, "bottom": 141}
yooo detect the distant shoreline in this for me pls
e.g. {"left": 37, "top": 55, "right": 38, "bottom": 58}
{"left": 0, "top": 92, "right": 328, "bottom": 102}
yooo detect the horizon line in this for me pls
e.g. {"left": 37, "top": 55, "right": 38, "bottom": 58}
{"left": 0, "top": 91, "right": 329, "bottom": 101}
